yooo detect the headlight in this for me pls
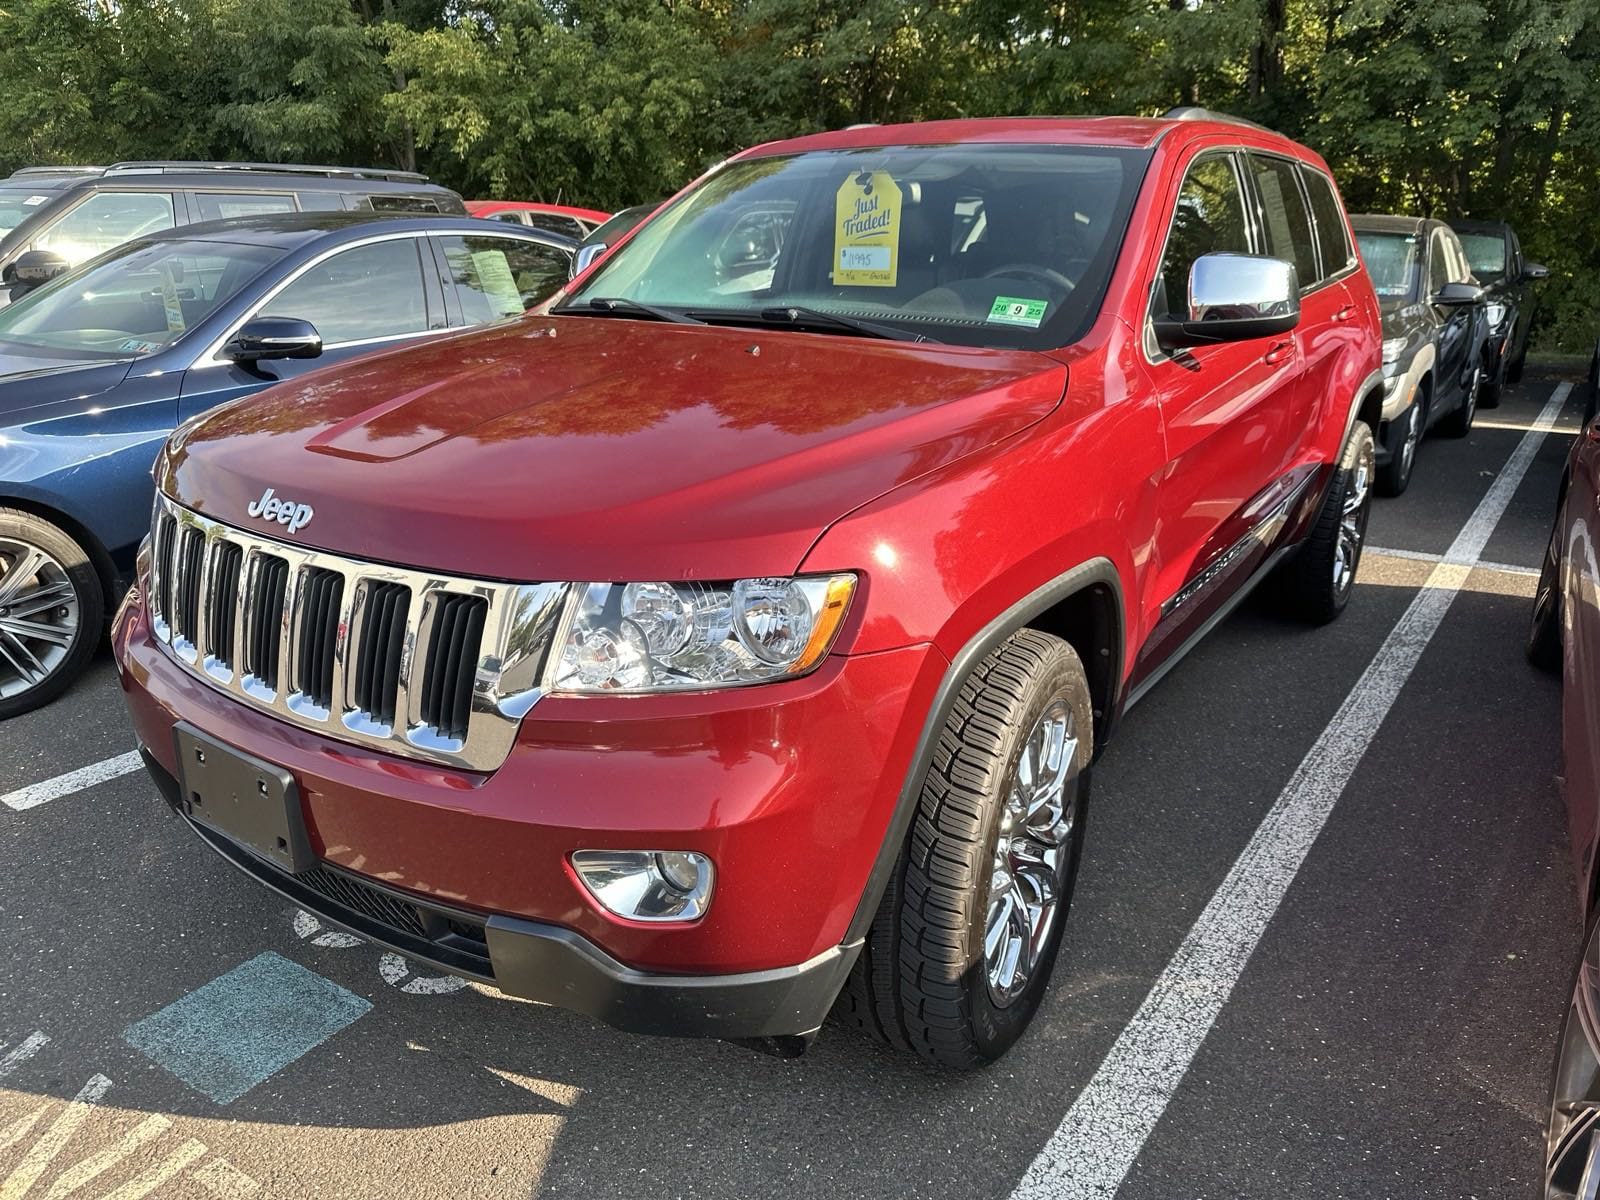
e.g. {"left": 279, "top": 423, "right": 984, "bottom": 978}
{"left": 1381, "top": 336, "right": 1408, "bottom": 364}
{"left": 1486, "top": 301, "right": 1508, "bottom": 330}
{"left": 548, "top": 574, "right": 856, "bottom": 693}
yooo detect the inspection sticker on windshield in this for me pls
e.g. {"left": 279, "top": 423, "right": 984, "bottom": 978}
{"left": 834, "top": 170, "right": 902, "bottom": 287}
{"left": 988, "top": 296, "right": 1048, "bottom": 328}
{"left": 23, "top": 195, "right": 47, "bottom": 206}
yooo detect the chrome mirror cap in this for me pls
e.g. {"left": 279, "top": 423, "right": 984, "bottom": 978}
{"left": 1155, "top": 253, "right": 1301, "bottom": 349}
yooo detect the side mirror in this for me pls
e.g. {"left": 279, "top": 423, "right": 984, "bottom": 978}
{"left": 1153, "top": 253, "right": 1300, "bottom": 349}
{"left": 570, "top": 243, "right": 606, "bottom": 280}
{"left": 1433, "top": 281, "right": 1486, "bottom": 307}
{"left": 5, "top": 250, "right": 70, "bottom": 299}
{"left": 1524, "top": 261, "right": 1549, "bottom": 281}
{"left": 223, "top": 316, "right": 323, "bottom": 363}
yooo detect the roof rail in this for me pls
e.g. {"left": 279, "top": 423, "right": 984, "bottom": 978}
{"left": 7, "top": 166, "right": 106, "bottom": 178}
{"left": 1162, "top": 106, "right": 1272, "bottom": 133}
{"left": 103, "top": 161, "right": 430, "bottom": 184}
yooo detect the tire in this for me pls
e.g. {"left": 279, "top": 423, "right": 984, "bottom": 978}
{"left": 1507, "top": 345, "right": 1525, "bottom": 384}
{"left": 0, "top": 508, "right": 103, "bottom": 720}
{"left": 1439, "top": 363, "right": 1480, "bottom": 438}
{"left": 834, "top": 628, "right": 1092, "bottom": 1069}
{"left": 1376, "top": 399, "right": 1421, "bottom": 497}
{"left": 1481, "top": 344, "right": 1506, "bottom": 409}
{"left": 1528, "top": 517, "right": 1562, "bottom": 673}
{"left": 1270, "top": 421, "right": 1375, "bottom": 625}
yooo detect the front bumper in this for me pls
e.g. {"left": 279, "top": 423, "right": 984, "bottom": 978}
{"left": 115, "top": 587, "right": 946, "bottom": 1039}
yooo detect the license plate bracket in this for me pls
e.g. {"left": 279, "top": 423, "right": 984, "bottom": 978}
{"left": 173, "top": 722, "right": 315, "bottom": 875}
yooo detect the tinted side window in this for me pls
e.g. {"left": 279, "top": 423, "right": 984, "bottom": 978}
{"left": 438, "top": 236, "right": 572, "bottom": 323}
{"left": 1301, "top": 168, "right": 1351, "bottom": 280}
{"left": 359, "top": 195, "right": 442, "bottom": 214}
{"left": 1155, "top": 155, "right": 1250, "bottom": 318}
{"left": 260, "top": 238, "right": 429, "bottom": 344}
{"left": 1248, "top": 155, "right": 1318, "bottom": 287}
{"left": 34, "top": 191, "right": 175, "bottom": 265}
{"left": 195, "top": 192, "right": 297, "bottom": 222}
{"left": 524, "top": 213, "right": 586, "bottom": 239}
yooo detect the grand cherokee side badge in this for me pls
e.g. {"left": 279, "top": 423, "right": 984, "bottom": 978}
{"left": 247, "top": 486, "right": 315, "bottom": 534}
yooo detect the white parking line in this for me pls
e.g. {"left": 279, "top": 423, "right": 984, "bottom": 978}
{"left": 0, "top": 751, "right": 142, "bottom": 813}
{"left": 1366, "top": 544, "right": 1540, "bottom": 577}
{"left": 1012, "top": 382, "right": 1572, "bottom": 1200}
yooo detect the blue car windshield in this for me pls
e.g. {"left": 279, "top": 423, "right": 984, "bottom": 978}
{"left": 0, "top": 237, "right": 283, "bottom": 359}
{"left": 1355, "top": 231, "right": 1421, "bottom": 300}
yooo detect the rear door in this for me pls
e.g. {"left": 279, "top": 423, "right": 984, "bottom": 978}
{"left": 177, "top": 233, "right": 447, "bottom": 421}
{"left": 1136, "top": 148, "right": 1308, "bottom": 674}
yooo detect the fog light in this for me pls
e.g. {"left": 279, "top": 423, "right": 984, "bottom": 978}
{"left": 571, "top": 850, "right": 714, "bottom": 921}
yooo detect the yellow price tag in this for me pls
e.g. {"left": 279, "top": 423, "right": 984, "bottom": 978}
{"left": 834, "top": 170, "right": 902, "bottom": 287}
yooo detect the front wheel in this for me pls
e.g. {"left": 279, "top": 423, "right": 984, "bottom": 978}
{"left": 1440, "top": 364, "right": 1481, "bottom": 437}
{"left": 835, "top": 629, "right": 1091, "bottom": 1068}
{"left": 0, "top": 508, "right": 103, "bottom": 720}
{"left": 1270, "top": 421, "right": 1375, "bottom": 625}
{"left": 1377, "top": 400, "right": 1422, "bottom": 497}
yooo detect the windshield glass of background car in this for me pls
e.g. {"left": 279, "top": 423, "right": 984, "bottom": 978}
{"left": 0, "top": 237, "right": 282, "bottom": 358}
{"left": 566, "top": 145, "right": 1150, "bottom": 349}
{"left": 1356, "top": 231, "right": 1421, "bottom": 299}
{"left": 1459, "top": 232, "right": 1507, "bottom": 282}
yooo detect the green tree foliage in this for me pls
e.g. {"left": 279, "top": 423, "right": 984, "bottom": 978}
{"left": 1, "top": 0, "right": 1599, "bottom": 347}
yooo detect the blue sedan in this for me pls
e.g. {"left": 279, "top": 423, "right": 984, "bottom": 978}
{"left": 0, "top": 211, "right": 575, "bottom": 716}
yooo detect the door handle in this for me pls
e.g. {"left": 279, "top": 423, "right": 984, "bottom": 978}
{"left": 1264, "top": 340, "right": 1293, "bottom": 364}
{"left": 1332, "top": 304, "right": 1356, "bottom": 322}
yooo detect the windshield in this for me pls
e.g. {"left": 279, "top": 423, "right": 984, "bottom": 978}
{"left": 1355, "top": 231, "right": 1422, "bottom": 300}
{"left": 564, "top": 145, "right": 1150, "bottom": 349}
{"left": 0, "top": 191, "right": 55, "bottom": 240}
{"left": 1458, "top": 232, "right": 1507, "bottom": 282}
{"left": 0, "top": 236, "right": 283, "bottom": 359}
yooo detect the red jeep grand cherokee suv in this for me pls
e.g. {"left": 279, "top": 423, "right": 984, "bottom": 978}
{"left": 114, "top": 110, "right": 1382, "bottom": 1067}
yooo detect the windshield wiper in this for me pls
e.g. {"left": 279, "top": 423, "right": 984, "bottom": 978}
{"left": 555, "top": 297, "right": 704, "bottom": 325}
{"left": 690, "top": 305, "right": 936, "bottom": 343}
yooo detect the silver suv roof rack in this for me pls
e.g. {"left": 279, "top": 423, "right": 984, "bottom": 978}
{"left": 103, "top": 161, "right": 430, "bottom": 184}
{"left": 1162, "top": 107, "right": 1272, "bottom": 133}
{"left": 7, "top": 166, "right": 107, "bottom": 179}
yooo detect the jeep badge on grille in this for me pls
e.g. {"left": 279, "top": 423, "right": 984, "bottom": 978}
{"left": 246, "top": 486, "right": 315, "bottom": 534}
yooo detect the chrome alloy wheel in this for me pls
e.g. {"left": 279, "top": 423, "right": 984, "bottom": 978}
{"left": 0, "top": 537, "right": 79, "bottom": 701}
{"left": 984, "top": 699, "right": 1080, "bottom": 1007}
{"left": 1333, "top": 445, "right": 1372, "bottom": 596}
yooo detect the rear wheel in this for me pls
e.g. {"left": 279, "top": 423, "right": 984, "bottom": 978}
{"left": 0, "top": 509, "right": 102, "bottom": 720}
{"left": 1271, "top": 421, "right": 1374, "bottom": 624}
{"left": 835, "top": 628, "right": 1091, "bottom": 1069}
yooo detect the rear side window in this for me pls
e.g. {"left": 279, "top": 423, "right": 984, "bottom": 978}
{"left": 195, "top": 192, "right": 296, "bottom": 222}
{"left": 1155, "top": 154, "right": 1250, "bottom": 319}
{"left": 33, "top": 191, "right": 175, "bottom": 266}
{"left": 259, "top": 238, "right": 429, "bottom": 344}
{"left": 1300, "top": 169, "right": 1352, "bottom": 280}
{"left": 1247, "top": 155, "right": 1318, "bottom": 288}
{"left": 437, "top": 235, "right": 572, "bottom": 322}
{"left": 523, "top": 213, "right": 586, "bottom": 239}
{"left": 358, "top": 195, "right": 441, "bottom": 214}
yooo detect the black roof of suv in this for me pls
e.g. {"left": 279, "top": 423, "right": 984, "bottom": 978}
{"left": 0, "top": 161, "right": 466, "bottom": 301}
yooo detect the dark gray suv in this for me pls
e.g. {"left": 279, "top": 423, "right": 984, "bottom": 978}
{"left": 0, "top": 161, "right": 465, "bottom": 307}
{"left": 1353, "top": 214, "right": 1489, "bottom": 496}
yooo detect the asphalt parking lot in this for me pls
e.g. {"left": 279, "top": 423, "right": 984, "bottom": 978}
{"left": 0, "top": 373, "right": 1585, "bottom": 1199}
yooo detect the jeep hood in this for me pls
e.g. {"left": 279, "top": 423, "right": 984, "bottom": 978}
{"left": 165, "top": 316, "right": 1067, "bottom": 581}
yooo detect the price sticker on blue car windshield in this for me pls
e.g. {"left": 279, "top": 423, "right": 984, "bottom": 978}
{"left": 988, "top": 296, "right": 1049, "bottom": 328}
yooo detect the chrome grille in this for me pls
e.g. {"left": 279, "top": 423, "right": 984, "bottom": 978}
{"left": 148, "top": 494, "right": 567, "bottom": 771}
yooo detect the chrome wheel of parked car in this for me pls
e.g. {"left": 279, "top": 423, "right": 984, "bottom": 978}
{"left": 0, "top": 510, "right": 103, "bottom": 720}
{"left": 1333, "top": 444, "right": 1372, "bottom": 596}
{"left": 1443, "top": 365, "right": 1481, "bottom": 437}
{"left": 0, "top": 538, "right": 79, "bottom": 701}
{"left": 985, "top": 698, "right": 1079, "bottom": 1007}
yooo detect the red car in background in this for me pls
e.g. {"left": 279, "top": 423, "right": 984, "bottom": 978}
{"left": 115, "top": 109, "right": 1383, "bottom": 1068}
{"left": 465, "top": 200, "right": 610, "bottom": 240}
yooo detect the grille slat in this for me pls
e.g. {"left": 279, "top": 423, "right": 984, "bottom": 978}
{"left": 294, "top": 568, "right": 342, "bottom": 711}
{"left": 353, "top": 581, "right": 408, "bottom": 725}
{"left": 247, "top": 555, "right": 290, "bottom": 690}
{"left": 147, "top": 495, "right": 565, "bottom": 770}
{"left": 421, "top": 594, "right": 487, "bottom": 742}
{"left": 206, "top": 543, "right": 243, "bottom": 667}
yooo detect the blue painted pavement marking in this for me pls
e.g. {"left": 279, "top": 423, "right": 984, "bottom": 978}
{"left": 123, "top": 951, "right": 372, "bottom": 1105}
